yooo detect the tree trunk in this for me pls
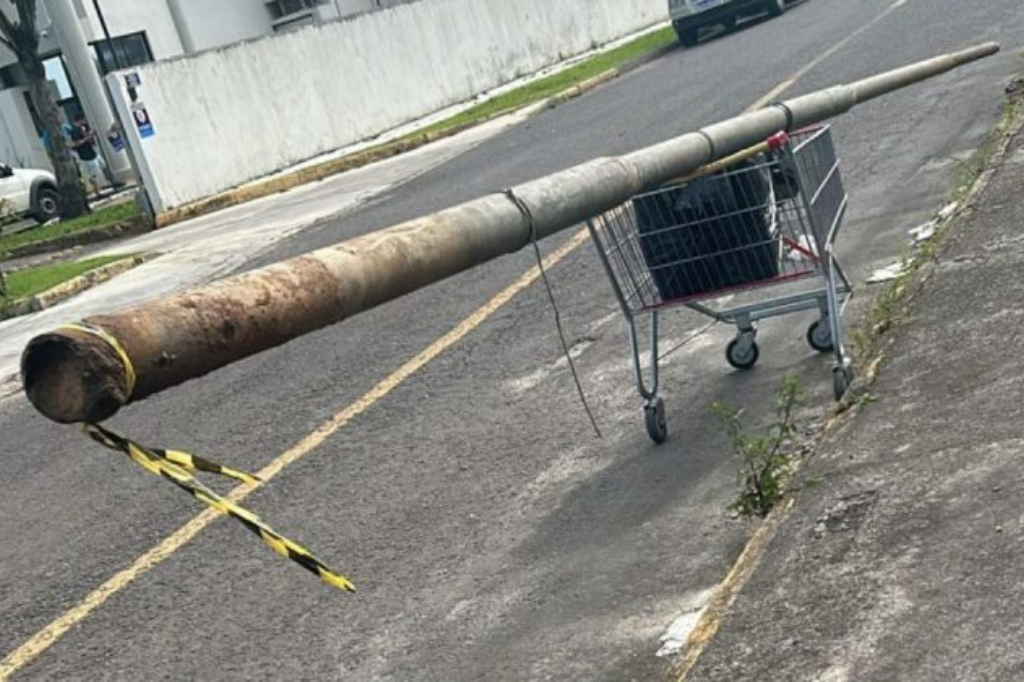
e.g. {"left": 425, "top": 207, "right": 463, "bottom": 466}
{"left": 21, "top": 52, "right": 89, "bottom": 219}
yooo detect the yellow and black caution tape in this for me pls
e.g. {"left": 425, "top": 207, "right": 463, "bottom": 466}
{"left": 59, "top": 321, "right": 351, "bottom": 590}
{"left": 85, "top": 423, "right": 355, "bottom": 592}
{"left": 158, "top": 447, "right": 261, "bottom": 485}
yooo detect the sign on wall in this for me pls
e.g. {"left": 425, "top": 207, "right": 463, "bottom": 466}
{"left": 131, "top": 103, "right": 155, "bottom": 139}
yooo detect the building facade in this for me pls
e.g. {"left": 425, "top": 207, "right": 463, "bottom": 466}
{"left": 0, "top": 0, "right": 413, "bottom": 172}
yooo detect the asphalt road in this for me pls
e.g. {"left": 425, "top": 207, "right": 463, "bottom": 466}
{"left": 1, "top": 1, "right": 1021, "bottom": 679}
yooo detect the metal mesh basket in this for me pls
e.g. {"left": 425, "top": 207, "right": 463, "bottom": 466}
{"left": 588, "top": 127, "right": 843, "bottom": 316}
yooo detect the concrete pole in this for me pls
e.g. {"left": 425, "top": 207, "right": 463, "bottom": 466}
{"left": 21, "top": 43, "right": 1000, "bottom": 424}
{"left": 165, "top": 0, "right": 197, "bottom": 54}
{"left": 42, "top": 0, "right": 133, "bottom": 184}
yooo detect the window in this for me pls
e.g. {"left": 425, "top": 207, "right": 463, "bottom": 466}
{"left": 43, "top": 56, "right": 75, "bottom": 100}
{"left": 37, "top": 57, "right": 83, "bottom": 134}
{"left": 265, "top": 0, "right": 325, "bottom": 20}
{"left": 91, "top": 32, "right": 154, "bottom": 75}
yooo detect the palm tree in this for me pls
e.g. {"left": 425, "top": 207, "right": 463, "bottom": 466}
{"left": 0, "top": 0, "right": 89, "bottom": 218}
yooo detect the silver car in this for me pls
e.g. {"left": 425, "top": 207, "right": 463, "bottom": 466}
{"left": 668, "top": 0, "right": 789, "bottom": 46}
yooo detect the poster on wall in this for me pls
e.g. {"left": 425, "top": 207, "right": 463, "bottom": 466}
{"left": 107, "top": 127, "right": 126, "bottom": 152}
{"left": 131, "top": 103, "right": 155, "bottom": 139}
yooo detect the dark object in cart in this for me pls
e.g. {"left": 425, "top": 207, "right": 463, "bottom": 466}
{"left": 634, "top": 158, "right": 778, "bottom": 301}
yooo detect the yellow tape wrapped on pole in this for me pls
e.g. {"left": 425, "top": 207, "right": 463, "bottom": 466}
{"left": 62, "top": 324, "right": 354, "bottom": 593}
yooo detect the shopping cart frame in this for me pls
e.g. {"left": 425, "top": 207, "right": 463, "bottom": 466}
{"left": 586, "top": 126, "right": 854, "bottom": 443}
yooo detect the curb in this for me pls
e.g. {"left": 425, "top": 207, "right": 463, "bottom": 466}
{"left": 1, "top": 254, "right": 153, "bottom": 320}
{"left": 549, "top": 43, "right": 678, "bottom": 106}
{"left": 3, "top": 216, "right": 150, "bottom": 261}
{"left": 671, "top": 88, "right": 1024, "bottom": 682}
{"left": 155, "top": 33, "right": 677, "bottom": 228}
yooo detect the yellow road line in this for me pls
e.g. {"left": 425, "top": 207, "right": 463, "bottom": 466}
{"left": 747, "top": 0, "right": 909, "bottom": 111}
{"left": 0, "top": 231, "right": 589, "bottom": 680}
{"left": 672, "top": 498, "right": 796, "bottom": 680}
{"left": 2, "top": 1, "right": 909, "bottom": 673}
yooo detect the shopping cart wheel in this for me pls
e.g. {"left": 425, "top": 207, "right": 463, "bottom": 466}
{"left": 832, "top": 364, "right": 854, "bottom": 401}
{"left": 726, "top": 336, "right": 760, "bottom": 371}
{"left": 645, "top": 398, "right": 668, "bottom": 444}
{"left": 807, "top": 319, "right": 834, "bottom": 353}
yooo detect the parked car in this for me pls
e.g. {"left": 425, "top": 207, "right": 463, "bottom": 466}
{"left": 668, "top": 0, "right": 790, "bottom": 47}
{"left": 0, "top": 162, "right": 60, "bottom": 224}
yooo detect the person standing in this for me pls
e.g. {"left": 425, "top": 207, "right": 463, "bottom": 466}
{"left": 70, "top": 114, "right": 105, "bottom": 197}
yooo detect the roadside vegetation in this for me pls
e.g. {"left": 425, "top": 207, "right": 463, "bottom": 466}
{"left": 0, "top": 201, "right": 142, "bottom": 260}
{"left": 706, "top": 78, "right": 1024, "bottom": 524}
{"left": 712, "top": 375, "right": 805, "bottom": 518}
{"left": 396, "top": 28, "right": 676, "bottom": 144}
{"left": 0, "top": 254, "right": 135, "bottom": 319}
{"left": 2, "top": 254, "right": 126, "bottom": 299}
{"left": 850, "top": 88, "right": 1023, "bottom": 369}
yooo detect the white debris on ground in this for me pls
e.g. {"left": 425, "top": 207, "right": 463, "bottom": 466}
{"left": 867, "top": 260, "right": 913, "bottom": 284}
{"left": 908, "top": 220, "right": 937, "bottom": 244}
{"left": 937, "top": 201, "right": 959, "bottom": 221}
{"left": 869, "top": 201, "right": 960, "bottom": 285}
{"left": 656, "top": 609, "right": 707, "bottom": 658}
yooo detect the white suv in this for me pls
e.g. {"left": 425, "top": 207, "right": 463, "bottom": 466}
{"left": 0, "top": 163, "right": 60, "bottom": 224}
{"left": 668, "top": 0, "right": 788, "bottom": 46}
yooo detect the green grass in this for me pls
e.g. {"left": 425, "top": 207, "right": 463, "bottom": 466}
{"left": 1, "top": 201, "right": 141, "bottom": 258}
{"left": 1, "top": 255, "right": 130, "bottom": 301}
{"left": 397, "top": 27, "right": 677, "bottom": 143}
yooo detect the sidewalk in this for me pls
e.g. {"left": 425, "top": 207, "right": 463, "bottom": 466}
{"left": 684, "top": 124, "right": 1024, "bottom": 680}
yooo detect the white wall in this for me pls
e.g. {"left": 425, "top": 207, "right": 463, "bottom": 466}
{"left": 114, "top": 0, "right": 665, "bottom": 212}
{"left": 166, "top": 0, "right": 273, "bottom": 54}
{"left": 0, "top": 89, "right": 52, "bottom": 170}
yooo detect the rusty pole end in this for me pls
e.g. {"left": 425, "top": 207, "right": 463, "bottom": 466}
{"left": 21, "top": 329, "right": 132, "bottom": 424}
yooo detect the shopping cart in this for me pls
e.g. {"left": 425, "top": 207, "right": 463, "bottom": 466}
{"left": 586, "top": 126, "right": 853, "bottom": 443}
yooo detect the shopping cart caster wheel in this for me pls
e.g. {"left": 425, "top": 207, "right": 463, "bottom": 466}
{"left": 645, "top": 398, "right": 668, "bottom": 444}
{"left": 833, "top": 364, "right": 854, "bottom": 401}
{"left": 807, "top": 319, "right": 834, "bottom": 353}
{"left": 726, "top": 337, "right": 760, "bottom": 371}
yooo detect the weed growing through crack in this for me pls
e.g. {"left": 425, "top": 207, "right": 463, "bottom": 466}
{"left": 712, "top": 375, "right": 805, "bottom": 518}
{"left": 851, "top": 91, "right": 1023, "bottom": 367}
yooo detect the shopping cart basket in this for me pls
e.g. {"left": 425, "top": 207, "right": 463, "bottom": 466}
{"left": 586, "top": 126, "right": 853, "bottom": 443}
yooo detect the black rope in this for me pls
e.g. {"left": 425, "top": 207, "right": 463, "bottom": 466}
{"left": 503, "top": 189, "right": 602, "bottom": 439}
{"left": 769, "top": 101, "right": 796, "bottom": 132}
{"left": 697, "top": 130, "right": 717, "bottom": 162}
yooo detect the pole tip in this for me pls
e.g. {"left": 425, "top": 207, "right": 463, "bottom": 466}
{"left": 21, "top": 329, "right": 130, "bottom": 424}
